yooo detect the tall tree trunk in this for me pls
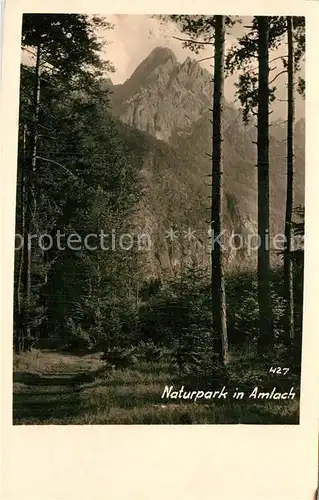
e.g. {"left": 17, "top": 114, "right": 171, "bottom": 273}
{"left": 284, "top": 16, "right": 295, "bottom": 343}
{"left": 256, "top": 17, "right": 273, "bottom": 353}
{"left": 21, "top": 44, "right": 41, "bottom": 351}
{"left": 15, "top": 124, "right": 28, "bottom": 352}
{"left": 211, "top": 15, "right": 229, "bottom": 365}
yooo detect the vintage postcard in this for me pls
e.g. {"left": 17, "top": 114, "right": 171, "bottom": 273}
{"left": 12, "top": 13, "right": 307, "bottom": 425}
{"left": 1, "top": 1, "right": 318, "bottom": 499}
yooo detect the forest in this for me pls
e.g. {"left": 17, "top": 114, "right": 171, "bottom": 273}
{"left": 13, "top": 14, "right": 305, "bottom": 424}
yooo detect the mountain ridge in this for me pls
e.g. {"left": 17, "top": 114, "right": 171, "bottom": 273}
{"left": 107, "top": 47, "right": 305, "bottom": 278}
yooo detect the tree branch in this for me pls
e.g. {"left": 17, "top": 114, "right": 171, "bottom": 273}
{"left": 269, "top": 70, "right": 287, "bottom": 84}
{"left": 244, "top": 65, "right": 258, "bottom": 74}
{"left": 172, "top": 36, "right": 213, "bottom": 45}
{"left": 36, "top": 156, "right": 78, "bottom": 178}
{"left": 270, "top": 55, "right": 288, "bottom": 63}
{"left": 270, "top": 119, "right": 288, "bottom": 126}
{"left": 22, "top": 47, "right": 53, "bottom": 71}
{"left": 21, "top": 46, "right": 37, "bottom": 58}
{"left": 197, "top": 56, "right": 214, "bottom": 63}
{"left": 38, "top": 134, "right": 58, "bottom": 141}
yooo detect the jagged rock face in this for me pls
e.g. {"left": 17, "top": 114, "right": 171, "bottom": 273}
{"left": 112, "top": 47, "right": 212, "bottom": 142}
{"left": 109, "top": 47, "right": 305, "bottom": 278}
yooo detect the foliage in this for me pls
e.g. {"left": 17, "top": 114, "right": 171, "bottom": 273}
{"left": 15, "top": 15, "right": 148, "bottom": 352}
{"left": 171, "top": 325, "right": 217, "bottom": 374}
{"left": 22, "top": 14, "right": 114, "bottom": 86}
{"left": 135, "top": 341, "right": 163, "bottom": 363}
{"left": 137, "top": 263, "right": 303, "bottom": 362}
{"left": 162, "top": 15, "right": 236, "bottom": 54}
{"left": 138, "top": 264, "right": 212, "bottom": 347}
{"left": 101, "top": 346, "right": 138, "bottom": 371}
{"left": 225, "top": 16, "right": 305, "bottom": 123}
{"left": 64, "top": 318, "right": 93, "bottom": 350}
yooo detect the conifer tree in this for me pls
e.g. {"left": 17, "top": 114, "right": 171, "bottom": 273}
{"left": 167, "top": 15, "right": 235, "bottom": 364}
{"left": 16, "top": 14, "right": 113, "bottom": 351}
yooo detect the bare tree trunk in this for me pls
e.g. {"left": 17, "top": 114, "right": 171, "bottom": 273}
{"left": 15, "top": 124, "right": 28, "bottom": 352}
{"left": 22, "top": 44, "right": 41, "bottom": 351}
{"left": 211, "top": 15, "right": 229, "bottom": 365}
{"left": 284, "top": 16, "right": 295, "bottom": 343}
{"left": 256, "top": 17, "right": 274, "bottom": 353}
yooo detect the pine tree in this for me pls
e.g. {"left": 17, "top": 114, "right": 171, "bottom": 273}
{"left": 283, "top": 16, "right": 305, "bottom": 343}
{"left": 15, "top": 14, "right": 113, "bottom": 351}
{"left": 225, "top": 16, "right": 305, "bottom": 351}
{"left": 166, "top": 15, "right": 235, "bottom": 364}
{"left": 211, "top": 16, "right": 229, "bottom": 364}
{"left": 284, "top": 16, "right": 295, "bottom": 343}
{"left": 256, "top": 16, "right": 273, "bottom": 352}
{"left": 226, "top": 17, "right": 287, "bottom": 352}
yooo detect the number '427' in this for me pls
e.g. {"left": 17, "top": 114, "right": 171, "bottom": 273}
{"left": 269, "top": 367, "right": 290, "bottom": 375}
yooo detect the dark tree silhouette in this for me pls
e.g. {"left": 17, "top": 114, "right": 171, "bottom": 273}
{"left": 256, "top": 16, "right": 274, "bottom": 352}
{"left": 211, "top": 16, "right": 229, "bottom": 364}
{"left": 166, "top": 15, "right": 235, "bottom": 364}
{"left": 284, "top": 16, "right": 295, "bottom": 343}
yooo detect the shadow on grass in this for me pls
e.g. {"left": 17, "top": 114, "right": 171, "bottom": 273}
{"left": 13, "top": 390, "right": 81, "bottom": 424}
{"left": 14, "top": 371, "right": 96, "bottom": 386}
{"left": 31, "top": 344, "right": 103, "bottom": 357}
{"left": 13, "top": 371, "right": 97, "bottom": 424}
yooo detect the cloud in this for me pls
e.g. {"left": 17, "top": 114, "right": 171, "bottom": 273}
{"left": 102, "top": 15, "right": 234, "bottom": 83}
{"left": 22, "top": 14, "right": 304, "bottom": 121}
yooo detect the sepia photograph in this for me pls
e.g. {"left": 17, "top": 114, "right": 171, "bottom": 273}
{"left": 12, "top": 13, "right": 305, "bottom": 425}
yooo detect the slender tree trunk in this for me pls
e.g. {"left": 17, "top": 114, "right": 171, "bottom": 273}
{"left": 256, "top": 17, "right": 273, "bottom": 353}
{"left": 15, "top": 124, "right": 28, "bottom": 352}
{"left": 22, "top": 44, "right": 41, "bottom": 351}
{"left": 211, "top": 15, "right": 229, "bottom": 365}
{"left": 284, "top": 16, "right": 295, "bottom": 343}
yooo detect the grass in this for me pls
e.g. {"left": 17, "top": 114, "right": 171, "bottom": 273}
{"left": 13, "top": 348, "right": 300, "bottom": 425}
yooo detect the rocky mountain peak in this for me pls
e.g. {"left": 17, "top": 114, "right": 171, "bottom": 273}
{"left": 111, "top": 47, "right": 213, "bottom": 142}
{"left": 128, "top": 46, "right": 178, "bottom": 86}
{"left": 108, "top": 47, "right": 304, "bottom": 277}
{"left": 147, "top": 46, "right": 177, "bottom": 63}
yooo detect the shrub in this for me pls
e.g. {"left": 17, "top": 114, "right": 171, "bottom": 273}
{"left": 135, "top": 341, "right": 163, "bottom": 362}
{"left": 171, "top": 325, "right": 216, "bottom": 373}
{"left": 64, "top": 318, "right": 93, "bottom": 350}
{"left": 138, "top": 263, "right": 212, "bottom": 347}
{"left": 101, "top": 346, "right": 138, "bottom": 371}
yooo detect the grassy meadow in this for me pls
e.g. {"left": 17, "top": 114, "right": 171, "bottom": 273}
{"left": 13, "top": 347, "right": 300, "bottom": 425}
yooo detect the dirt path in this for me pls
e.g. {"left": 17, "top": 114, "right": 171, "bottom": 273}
{"left": 13, "top": 351, "right": 103, "bottom": 424}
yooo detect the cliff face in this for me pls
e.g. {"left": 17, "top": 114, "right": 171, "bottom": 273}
{"left": 110, "top": 47, "right": 305, "bottom": 278}
{"left": 112, "top": 47, "right": 212, "bottom": 143}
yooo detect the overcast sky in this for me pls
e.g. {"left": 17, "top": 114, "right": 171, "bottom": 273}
{"left": 100, "top": 15, "right": 305, "bottom": 120}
